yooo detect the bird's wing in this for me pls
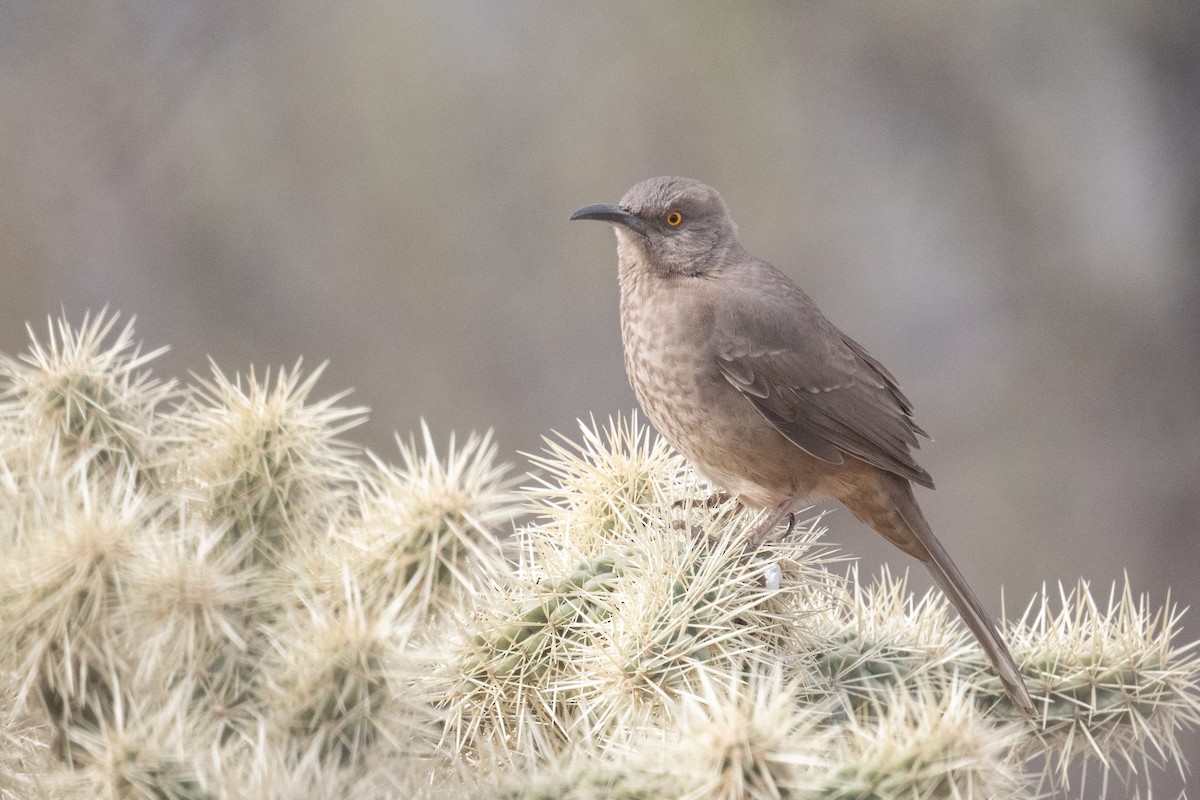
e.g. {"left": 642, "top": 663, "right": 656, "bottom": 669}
{"left": 712, "top": 265, "right": 934, "bottom": 488}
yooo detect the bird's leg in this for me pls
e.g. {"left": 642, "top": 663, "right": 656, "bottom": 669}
{"left": 671, "top": 518, "right": 720, "bottom": 548}
{"left": 745, "top": 502, "right": 794, "bottom": 590}
{"left": 671, "top": 489, "right": 737, "bottom": 511}
{"left": 745, "top": 500, "right": 796, "bottom": 551}
{"left": 671, "top": 490, "right": 741, "bottom": 540}
{"left": 704, "top": 490, "right": 735, "bottom": 508}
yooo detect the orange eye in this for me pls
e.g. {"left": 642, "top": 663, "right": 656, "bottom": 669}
{"left": 665, "top": 211, "right": 683, "bottom": 227}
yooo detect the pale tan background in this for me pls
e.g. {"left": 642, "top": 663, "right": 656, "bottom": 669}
{"left": 2, "top": 1, "right": 1197, "bottom": 785}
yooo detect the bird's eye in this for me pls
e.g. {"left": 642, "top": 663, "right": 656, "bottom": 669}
{"left": 665, "top": 211, "right": 683, "bottom": 227}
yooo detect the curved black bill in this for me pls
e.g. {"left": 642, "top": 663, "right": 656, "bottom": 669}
{"left": 569, "top": 203, "right": 645, "bottom": 235}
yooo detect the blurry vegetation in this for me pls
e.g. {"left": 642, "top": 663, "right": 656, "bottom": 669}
{"left": 1, "top": 314, "right": 1197, "bottom": 798}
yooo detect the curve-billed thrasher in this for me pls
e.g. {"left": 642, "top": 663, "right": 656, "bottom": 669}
{"left": 571, "top": 176, "right": 1035, "bottom": 718}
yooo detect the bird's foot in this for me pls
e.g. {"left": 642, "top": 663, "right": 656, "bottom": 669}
{"left": 705, "top": 491, "right": 736, "bottom": 509}
{"left": 673, "top": 518, "right": 782, "bottom": 590}
{"left": 670, "top": 518, "right": 719, "bottom": 548}
{"left": 745, "top": 510, "right": 796, "bottom": 552}
{"left": 671, "top": 492, "right": 742, "bottom": 545}
{"left": 671, "top": 491, "right": 738, "bottom": 511}
{"left": 740, "top": 504, "right": 796, "bottom": 589}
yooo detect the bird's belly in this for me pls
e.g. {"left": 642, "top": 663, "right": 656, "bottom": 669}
{"left": 625, "top": 344, "right": 828, "bottom": 510}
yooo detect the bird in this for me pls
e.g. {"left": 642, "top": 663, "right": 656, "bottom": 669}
{"left": 570, "top": 176, "right": 1036, "bottom": 719}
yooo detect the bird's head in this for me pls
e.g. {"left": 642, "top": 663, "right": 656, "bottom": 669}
{"left": 570, "top": 177, "right": 741, "bottom": 276}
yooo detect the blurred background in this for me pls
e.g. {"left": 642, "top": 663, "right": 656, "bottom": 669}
{"left": 2, "top": 0, "right": 1197, "bottom": 781}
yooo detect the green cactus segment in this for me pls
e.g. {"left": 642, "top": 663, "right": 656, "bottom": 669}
{"left": 0, "top": 313, "right": 172, "bottom": 481}
{"left": 213, "top": 427, "right": 302, "bottom": 562}
{"left": 344, "top": 425, "right": 520, "bottom": 623}
{"left": 174, "top": 364, "right": 366, "bottom": 569}
{"left": 0, "top": 478, "right": 149, "bottom": 766}
{"left": 190, "top": 649, "right": 261, "bottom": 745}
{"left": 290, "top": 645, "right": 390, "bottom": 766}
{"left": 525, "top": 415, "right": 683, "bottom": 537}
{"left": 794, "top": 684, "right": 1024, "bottom": 800}
{"left": 488, "top": 767, "right": 663, "bottom": 800}
{"left": 444, "top": 549, "right": 638, "bottom": 755}
{"left": 105, "top": 751, "right": 216, "bottom": 800}
{"left": 459, "top": 551, "right": 629, "bottom": 683}
{"left": 394, "top": 517, "right": 467, "bottom": 589}
{"left": 43, "top": 374, "right": 132, "bottom": 464}
{"left": 619, "top": 550, "right": 746, "bottom": 696}
{"left": 810, "top": 638, "right": 927, "bottom": 706}
{"left": 1020, "top": 648, "right": 1177, "bottom": 732}
{"left": 1038, "top": 663, "right": 1164, "bottom": 721}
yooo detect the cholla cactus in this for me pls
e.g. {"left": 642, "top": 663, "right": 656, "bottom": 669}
{"left": 170, "top": 361, "right": 366, "bottom": 567}
{"left": 1016, "top": 579, "right": 1200, "bottom": 794}
{"left": 0, "top": 465, "right": 152, "bottom": 762}
{"left": 261, "top": 571, "right": 436, "bottom": 769}
{"left": 455, "top": 415, "right": 1199, "bottom": 799}
{"left": 525, "top": 413, "right": 683, "bottom": 541}
{"left": 444, "top": 417, "right": 839, "bottom": 762}
{"left": 800, "top": 568, "right": 994, "bottom": 717}
{"left": 2, "top": 313, "right": 1198, "bottom": 800}
{"left": 800, "top": 678, "right": 1027, "bottom": 799}
{"left": 641, "top": 667, "right": 1026, "bottom": 799}
{"left": 0, "top": 311, "right": 174, "bottom": 482}
{"left": 122, "top": 518, "right": 261, "bottom": 689}
{"left": 336, "top": 423, "right": 520, "bottom": 621}
{"left": 662, "top": 665, "right": 824, "bottom": 799}
{"left": 1, "top": 676, "right": 55, "bottom": 800}
{"left": 58, "top": 679, "right": 219, "bottom": 800}
{"left": 0, "top": 314, "right": 520, "bottom": 797}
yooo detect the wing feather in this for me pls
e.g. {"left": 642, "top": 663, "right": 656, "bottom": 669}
{"left": 713, "top": 263, "right": 934, "bottom": 488}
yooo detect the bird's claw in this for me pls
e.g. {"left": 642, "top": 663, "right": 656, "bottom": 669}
{"left": 745, "top": 511, "right": 796, "bottom": 553}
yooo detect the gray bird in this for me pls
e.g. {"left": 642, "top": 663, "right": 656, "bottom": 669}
{"left": 571, "top": 176, "right": 1035, "bottom": 718}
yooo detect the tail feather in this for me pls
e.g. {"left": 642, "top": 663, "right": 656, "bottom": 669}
{"left": 889, "top": 482, "right": 1036, "bottom": 720}
{"left": 838, "top": 469, "right": 1037, "bottom": 720}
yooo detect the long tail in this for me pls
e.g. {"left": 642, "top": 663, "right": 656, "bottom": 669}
{"left": 845, "top": 472, "right": 1037, "bottom": 720}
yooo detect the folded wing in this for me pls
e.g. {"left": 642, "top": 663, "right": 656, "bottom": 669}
{"left": 713, "top": 264, "right": 933, "bottom": 488}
